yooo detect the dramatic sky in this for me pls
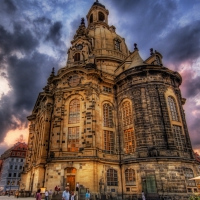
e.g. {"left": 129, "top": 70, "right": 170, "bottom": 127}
{"left": 0, "top": 0, "right": 200, "bottom": 155}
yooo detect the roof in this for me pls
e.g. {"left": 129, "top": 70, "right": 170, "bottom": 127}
{"left": 93, "top": 1, "right": 105, "bottom": 8}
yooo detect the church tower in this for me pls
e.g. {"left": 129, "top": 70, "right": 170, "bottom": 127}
{"left": 21, "top": 1, "right": 200, "bottom": 199}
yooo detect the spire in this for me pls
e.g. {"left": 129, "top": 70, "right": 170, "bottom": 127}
{"left": 81, "top": 18, "right": 85, "bottom": 25}
{"left": 51, "top": 67, "right": 55, "bottom": 76}
{"left": 134, "top": 43, "right": 138, "bottom": 50}
{"left": 150, "top": 48, "right": 154, "bottom": 55}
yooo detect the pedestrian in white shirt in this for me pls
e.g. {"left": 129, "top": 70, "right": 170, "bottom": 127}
{"left": 62, "top": 187, "right": 71, "bottom": 200}
{"left": 45, "top": 190, "right": 49, "bottom": 200}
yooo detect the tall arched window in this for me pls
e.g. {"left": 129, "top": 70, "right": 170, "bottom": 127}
{"left": 114, "top": 39, "right": 121, "bottom": 51}
{"left": 124, "top": 129, "right": 135, "bottom": 153}
{"left": 69, "top": 99, "right": 80, "bottom": 124}
{"left": 74, "top": 53, "right": 80, "bottom": 61}
{"left": 107, "top": 169, "right": 118, "bottom": 186}
{"left": 103, "top": 103, "right": 113, "bottom": 127}
{"left": 125, "top": 169, "right": 136, "bottom": 185}
{"left": 172, "top": 125, "right": 185, "bottom": 150}
{"left": 90, "top": 14, "right": 93, "bottom": 23}
{"left": 104, "top": 130, "right": 114, "bottom": 153}
{"left": 168, "top": 96, "right": 179, "bottom": 121}
{"left": 98, "top": 12, "right": 105, "bottom": 21}
{"left": 68, "top": 127, "right": 79, "bottom": 152}
{"left": 122, "top": 101, "right": 132, "bottom": 126}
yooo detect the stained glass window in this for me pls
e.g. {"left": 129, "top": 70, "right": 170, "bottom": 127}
{"left": 168, "top": 96, "right": 179, "bottom": 121}
{"left": 68, "top": 127, "right": 79, "bottom": 152}
{"left": 107, "top": 169, "right": 118, "bottom": 186}
{"left": 124, "top": 128, "right": 135, "bottom": 153}
{"left": 122, "top": 101, "right": 133, "bottom": 126}
{"left": 103, "top": 103, "right": 113, "bottom": 127}
{"left": 104, "top": 130, "right": 114, "bottom": 153}
{"left": 125, "top": 169, "right": 136, "bottom": 185}
{"left": 69, "top": 99, "right": 80, "bottom": 124}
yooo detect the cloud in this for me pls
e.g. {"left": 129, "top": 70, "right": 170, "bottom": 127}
{"left": 3, "top": 0, "right": 17, "bottom": 13}
{"left": 46, "top": 21, "right": 63, "bottom": 45}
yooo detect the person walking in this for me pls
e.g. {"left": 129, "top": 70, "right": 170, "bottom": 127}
{"left": 62, "top": 187, "right": 71, "bottom": 200}
{"left": 142, "top": 191, "right": 146, "bottom": 200}
{"left": 36, "top": 189, "right": 41, "bottom": 200}
{"left": 49, "top": 189, "right": 53, "bottom": 200}
{"left": 85, "top": 190, "right": 90, "bottom": 200}
{"left": 45, "top": 189, "right": 49, "bottom": 200}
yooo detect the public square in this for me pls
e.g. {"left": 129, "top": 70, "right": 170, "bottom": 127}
{"left": 0, "top": 197, "right": 34, "bottom": 200}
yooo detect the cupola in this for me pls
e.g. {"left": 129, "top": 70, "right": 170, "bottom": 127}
{"left": 86, "top": 0, "right": 109, "bottom": 26}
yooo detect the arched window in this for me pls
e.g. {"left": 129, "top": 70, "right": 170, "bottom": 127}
{"left": 74, "top": 53, "right": 80, "bottom": 61}
{"left": 124, "top": 128, "right": 135, "bottom": 153}
{"left": 184, "top": 168, "right": 196, "bottom": 187}
{"left": 107, "top": 169, "right": 118, "bottom": 186}
{"left": 172, "top": 125, "right": 185, "bottom": 151}
{"left": 125, "top": 169, "right": 136, "bottom": 185}
{"left": 104, "top": 130, "right": 114, "bottom": 153}
{"left": 114, "top": 39, "right": 121, "bottom": 51}
{"left": 68, "top": 127, "right": 79, "bottom": 152}
{"left": 103, "top": 103, "right": 113, "bottom": 127}
{"left": 90, "top": 14, "right": 93, "bottom": 23}
{"left": 168, "top": 96, "right": 179, "bottom": 121}
{"left": 98, "top": 12, "right": 105, "bottom": 21}
{"left": 122, "top": 101, "right": 133, "bottom": 126}
{"left": 69, "top": 99, "right": 80, "bottom": 124}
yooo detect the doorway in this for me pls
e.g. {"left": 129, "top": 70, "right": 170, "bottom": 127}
{"left": 67, "top": 175, "right": 75, "bottom": 191}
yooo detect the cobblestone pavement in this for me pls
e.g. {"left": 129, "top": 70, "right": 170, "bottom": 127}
{"left": 0, "top": 197, "right": 35, "bottom": 200}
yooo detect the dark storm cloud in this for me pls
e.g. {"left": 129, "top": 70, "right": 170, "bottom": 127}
{"left": 157, "top": 20, "right": 200, "bottom": 66}
{"left": 34, "top": 16, "right": 51, "bottom": 25}
{"left": 46, "top": 21, "right": 63, "bottom": 45}
{"left": 3, "top": 0, "right": 17, "bottom": 13}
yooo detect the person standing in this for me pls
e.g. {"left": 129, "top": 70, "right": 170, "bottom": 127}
{"left": 49, "top": 189, "right": 53, "bottom": 200}
{"left": 85, "top": 190, "right": 90, "bottom": 200}
{"left": 62, "top": 187, "right": 71, "bottom": 200}
{"left": 36, "top": 189, "right": 41, "bottom": 200}
{"left": 76, "top": 182, "right": 79, "bottom": 192}
{"left": 45, "top": 189, "right": 49, "bottom": 200}
{"left": 142, "top": 191, "right": 146, "bottom": 200}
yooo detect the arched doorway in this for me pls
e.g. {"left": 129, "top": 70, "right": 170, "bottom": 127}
{"left": 65, "top": 167, "right": 77, "bottom": 191}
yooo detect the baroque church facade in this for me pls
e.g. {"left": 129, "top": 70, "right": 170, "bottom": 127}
{"left": 21, "top": 1, "right": 200, "bottom": 199}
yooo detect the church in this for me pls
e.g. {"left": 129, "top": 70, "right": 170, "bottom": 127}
{"left": 21, "top": 1, "right": 200, "bottom": 199}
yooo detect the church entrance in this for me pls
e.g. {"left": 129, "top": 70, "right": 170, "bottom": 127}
{"left": 67, "top": 175, "right": 75, "bottom": 191}
{"left": 65, "top": 167, "right": 76, "bottom": 191}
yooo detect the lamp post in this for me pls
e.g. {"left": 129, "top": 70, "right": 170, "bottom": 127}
{"left": 8, "top": 181, "right": 13, "bottom": 197}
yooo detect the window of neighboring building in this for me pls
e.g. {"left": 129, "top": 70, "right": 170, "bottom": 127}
{"left": 90, "top": 14, "right": 93, "bottom": 23}
{"left": 12, "top": 152, "right": 15, "bottom": 156}
{"left": 104, "top": 130, "right": 114, "bottom": 153}
{"left": 98, "top": 12, "right": 105, "bottom": 22}
{"left": 17, "top": 152, "right": 20, "bottom": 156}
{"left": 13, "top": 173, "right": 16, "bottom": 177}
{"left": 18, "top": 173, "right": 21, "bottom": 177}
{"left": 12, "top": 181, "right": 15, "bottom": 185}
{"left": 68, "top": 127, "right": 79, "bottom": 152}
{"left": 19, "top": 166, "right": 22, "bottom": 170}
{"left": 168, "top": 96, "right": 179, "bottom": 121}
{"left": 114, "top": 39, "right": 121, "bottom": 51}
{"left": 172, "top": 125, "right": 185, "bottom": 150}
{"left": 107, "top": 169, "right": 118, "bottom": 186}
{"left": 122, "top": 101, "right": 133, "bottom": 126}
{"left": 15, "top": 165, "right": 17, "bottom": 170}
{"left": 74, "top": 53, "right": 80, "bottom": 61}
{"left": 7, "top": 181, "right": 10, "bottom": 185}
{"left": 103, "top": 103, "right": 113, "bottom": 128}
{"left": 124, "top": 128, "right": 135, "bottom": 153}
{"left": 8, "top": 173, "right": 12, "bottom": 177}
{"left": 10, "top": 165, "right": 13, "bottom": 169}
{"left": 16, "top": 159, "right": 18, "bottom": 162}
{"left": 21, "top": 159, "right": 23, "bottom": 162}
{"left": 69, "top": 99, "right": 80, "bottom": 124}
{"left": 125, "top": 169, "right": 136, "bottom": 185}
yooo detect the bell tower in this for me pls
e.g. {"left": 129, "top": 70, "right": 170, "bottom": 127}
{"left": 86, "top": 0, "right": 109, "bottom": 26}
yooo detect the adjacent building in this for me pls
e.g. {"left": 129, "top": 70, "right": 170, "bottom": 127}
{"left": 0, "top": 142, "right": 27, "bottom": 192}
{"left": 21, "top": 1, "right": 200, "bottom": 199}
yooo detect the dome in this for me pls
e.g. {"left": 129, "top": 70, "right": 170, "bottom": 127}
{"left": 87, "top": 25, "right": 129, "bottom": 62}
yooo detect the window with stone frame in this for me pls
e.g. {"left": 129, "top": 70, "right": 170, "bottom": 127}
{"left": 74, "top": 53, "right": 80, "bottom": 61}
{"left": 125, "top": 169, "right": 136, "bottom": 185}
{"left": 104, "top": 130, "right": 114, "bottom": 153}
{"left": 184, "top": 168, "right": 196, "bottom": 187}
{"left": 122, "top": 101, "right": 133, "bottom": 126}
{"left": 98, "top": 12, "right": 105, "bottom": 22}
{"left": 172, "top": 125, "right": 185, "bottom": 151}
{"left": 168, "top": 96, "right": 179, "bottom": 121}
{"left": 124, "top": 128, "right": 135, "bottom": 153}
{"left": 69, "top": 75, "right": 80, "bottom": 87}
{"left": 103, "top": 103, "right": 113, "bottom": 127}
{"left": 68, "top": 127, "right": 79, "bottom": 152}
{"left": 69, "top": 99, "right": 80, "bottom": 124}
{"left": 107, "top": 169, "right": 118, "bottom": 186}
{"left": 90, "top": 14, "right": 93, "bottom": 23}
{"left": 114, "top": 39, "right": 121, "bottom": 51}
